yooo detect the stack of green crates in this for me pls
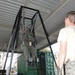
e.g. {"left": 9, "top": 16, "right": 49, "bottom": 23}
{"left": 17, "top": 54, "right": 41, "bottom": 75}
{"left": 38, "top": 51, "right": 54, "bottom": 75}
{"left": 45, "top": 52, "right": 54, "bottom": 75}
{"left": 17, "top": 54, "right": 27, "bottom": 75}
{"left": 27, "top": 66, "right": 41, "bottom": 75}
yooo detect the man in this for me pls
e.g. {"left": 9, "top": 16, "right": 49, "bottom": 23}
{"left": 21, "top": 26, "right": 36, "bottom": 62}
{"left": 57, "top": 11, "right": 75, "bottom": 75}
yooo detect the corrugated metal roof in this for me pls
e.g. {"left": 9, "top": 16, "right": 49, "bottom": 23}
{"left": 0, "top": 0, "right": 75, "bottom": 52}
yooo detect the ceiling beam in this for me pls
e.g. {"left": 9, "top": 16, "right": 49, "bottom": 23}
{"left": 29, "top": 3, "right": 50, "bottom": 14}
{"left": 36, "top": 28, "right": 60, "bottom": 49}
{"left": 24, "top": 0, "right": 31, "bottom": 6}
{"left": 37, "top": 40, "right": 57, "bottom": 50}
{"left": 35, "top": 0, "right": 69, "bottom": 31}
{"left": 30, "top": 1, "right": 51, "bottom": 13}
{"left": 35, "top": 32, "right": 46, "bottom": 37}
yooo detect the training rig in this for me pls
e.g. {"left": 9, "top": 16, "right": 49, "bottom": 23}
{"left": 1, "top": 6, "right": 57, "bottom": 75}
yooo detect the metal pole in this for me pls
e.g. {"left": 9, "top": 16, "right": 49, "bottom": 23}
{"left": 38, "top": 11, "right": 57, "bottom": 67}
{"left": 8, "top": 6, "right": 22, "bottom": 75}
{"left": 23, "top": 17, "right": 32, "bottom": 20}
{"left": 31, "top": 19, "right": 37, "bottom": 45}
{"left": 8, "top": 41, "right": 16, "bottom": 75}
{"left": 12, "top": 6, "right": 22, "bottom": 34}
{"left": 8, "top": 7, "right": 22, "bottom": 75}
{"left": 32, "top": 12, "right": 38, "bottom": 20}
{"left": 3, "top": 34, "right": 13, "bottom": 70}
{"left": 3, "top": 6, "right": 22, "bottom": 70}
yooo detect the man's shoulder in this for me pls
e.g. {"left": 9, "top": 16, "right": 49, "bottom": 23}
{"left": 60, "top": 27, "right": 66, "bottom": 32}
{"left": 65, "top": 26, "right": 75, "bottom": 31}
{"left": 59, "top": 27, "right": 69, "bottom": 35}
{"left": 60, "top": 26, "right": 75, "bottom": 34}
{"left": 60, "top": 26, "right": 72, "bottom": 31}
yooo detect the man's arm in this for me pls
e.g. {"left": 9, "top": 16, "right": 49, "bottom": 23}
{"left": 58, "top": 41, "right": 67, "bottom": 69}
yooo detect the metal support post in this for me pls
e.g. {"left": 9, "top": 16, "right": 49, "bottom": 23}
{"left": 8, "top": 6, "right": 22, "bottom": 75}
{"left": 24, "top": 17, "right": 32, "bottom": 20}
{"left": 38, "top": 11, "right": 57, "bottom": 68}
{"left": 3, "top": 35, "right": 13, "bottom": 70}
{"left": 3, "top": 7, "right": 22, "bottom": 70}
{"left": 12, "top": 7, "right": 22, "bottom": 33}
{"left": 32, "top": 12, "right": 38, "bottom": 20}
{"left": 31, "top": 19, "right": 37, "bottom": 45}
{"left": 8, "top": 41, "right": 16, "bottom": 75}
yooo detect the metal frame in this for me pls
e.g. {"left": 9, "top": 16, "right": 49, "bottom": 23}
{"left": 3, "top": 6, "right": 22, "bottom": 75}
{"left": 3, "top": 6, "right": 57, "bottom": 75}
{"left": 37, "top": 11, "right": 57, "bottom": 67}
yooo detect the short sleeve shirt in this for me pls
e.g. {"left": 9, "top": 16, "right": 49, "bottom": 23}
{"left": 57, "top": 26, "right": 75, "bottom": 62}
{"left": 57, "top": 28, "right": 67, "bottom": 42}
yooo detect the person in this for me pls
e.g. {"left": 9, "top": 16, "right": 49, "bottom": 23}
{"left": 21, "top": 26, "right": 36, "bottom": 63}
{"left": 57, "top": 11, "right": 75, "bottom": 75}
